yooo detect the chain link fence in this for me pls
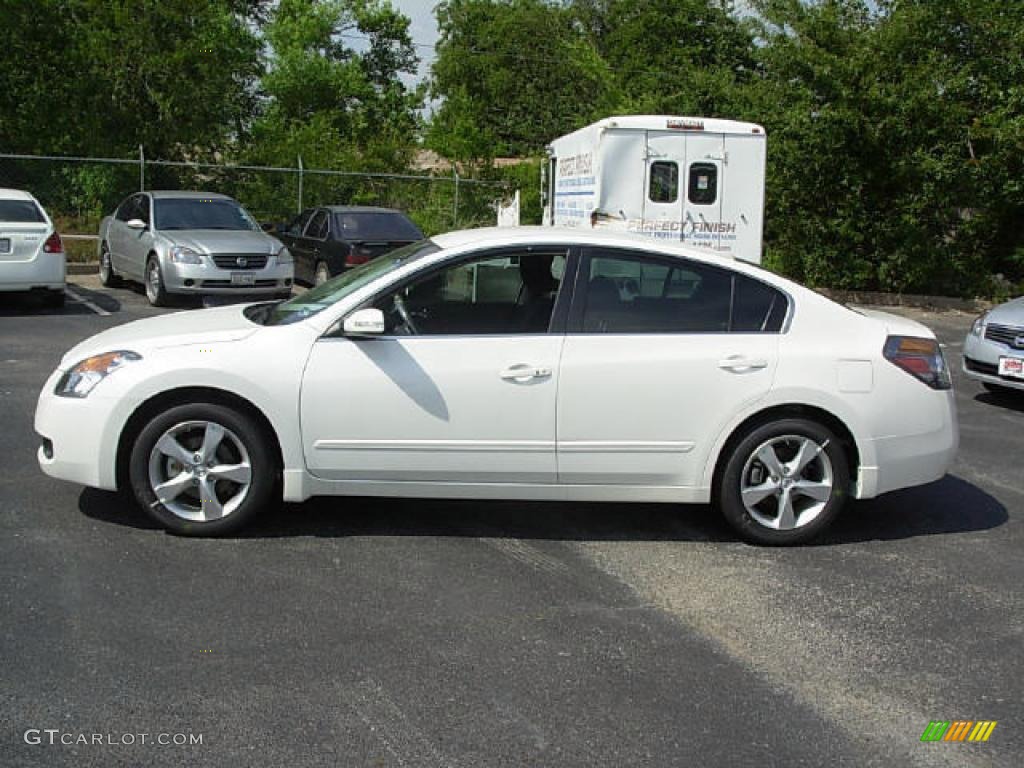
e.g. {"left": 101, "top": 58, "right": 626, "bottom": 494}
{"left": 0, "top": 150, "right": 515, "bottom": 262}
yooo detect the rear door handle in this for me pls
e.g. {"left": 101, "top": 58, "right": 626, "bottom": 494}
{"left": 500, "top": 364, "right": 552, "bottom": 382}
{"left": 718, "top": 356, "right": 769, "bottom": 372}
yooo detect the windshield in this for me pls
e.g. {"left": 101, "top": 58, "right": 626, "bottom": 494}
{"left": 0, "top": 199, "right": 45, "bottom": 223}
{"left": 334, "top": 212, "right": 422, "bottom": 241}
{"left": 250, "top": 239, "right": 440, "bottom": 326}
{"left": 154, "top": 198, "right": 259, "bottom": 231}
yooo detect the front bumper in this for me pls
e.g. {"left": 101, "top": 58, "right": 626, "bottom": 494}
{"left": 162, "top": 259, "right": 294, "bottom": 295}
{"left": 963, "top": 332, "right": 1024, "bottom": 392}
{"left": 35, "top": 368, "right": 123, "bottom": 491}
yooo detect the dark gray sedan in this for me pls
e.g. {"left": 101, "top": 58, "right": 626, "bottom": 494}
{"left": 278, "top": 206, "right": 423, "bottom": 286}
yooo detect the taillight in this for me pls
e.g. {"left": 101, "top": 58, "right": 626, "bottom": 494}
{"left": 345, "top": 248, "right": 370, "bottom": 266}
{"left": 43, "top": 232, "right": 63, "bottom": 253}
{"left": 883, "top": 336, "right": 951, "bottom": 390}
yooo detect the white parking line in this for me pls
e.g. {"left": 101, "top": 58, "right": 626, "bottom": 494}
{"left": 64, "top": 285, "right": 111, "bottom": 317}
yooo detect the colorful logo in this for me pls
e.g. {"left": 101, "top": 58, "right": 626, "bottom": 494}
{"left": 921, "top": 721, "right": 997, "bottom": 742}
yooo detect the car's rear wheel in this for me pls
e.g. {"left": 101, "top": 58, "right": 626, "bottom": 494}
{"left": 145, "top": 255, "right": 169, "bottom": 307}
{"left": 314, "top": 261, "right": 330, "bottom": 286}
{"left": 99, "top": 244, "right": 122, "bottom": 287}
{"left": 718, "top": 418, "right": 849, "bottom": 545}
{"left": 128, "top": 403, "right": 276, "bottom": 536}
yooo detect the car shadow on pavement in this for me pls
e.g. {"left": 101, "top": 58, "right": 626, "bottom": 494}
{"left": 78, "top": 473, "right": 1006, "bottom": 545}
{"left": 975, "top": 390, "right": 1024, "bottom": 414}
{"left": 0, "top": 289, "right": 116, "bottom": 317}
{"left": 66, "top": 281, "right": 122, "bottom": 314}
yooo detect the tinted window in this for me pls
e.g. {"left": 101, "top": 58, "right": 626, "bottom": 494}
{"left": 0, "top": 199, "right": 45, "bottom": 223}
{"left": 288, "top": 209, "right": 313, "bottom": 236}
{"left": 333, "top": 212, "right": 423, "bottom": 241}
{"left": 649, "top": 162, "right": 679, "bottom": 204}
{"left": 732, "top": 274, "right": 787, "bottom": 332}
{"left": 305, "top": 210, "right": 328, "bottom": 239}
{"left": 135, "top": 195, "right": 151, "bottom": 225}
{"left": 154, "top": 198, "right": 257, "bottom": 231}
{"left": 688, "top": 163, "right": 718, "bottom": 205}
{"left": 376, "top": 250, "right": 567, "bottom": 335}
{"left": 582, "top": 252, "right": 732, "bottom": 333}
{"left": 114, "top": 196, "right": 134, "bottom": 222}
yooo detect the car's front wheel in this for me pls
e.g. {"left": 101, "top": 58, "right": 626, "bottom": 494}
{"left": 718, "top": 418, "right": 850, "bottom": 545}
{"left": 128, "top": 403, "right": 277, "bottom": 536}
{"left": 145, "top": 256, "right": 169, "bottom": 307}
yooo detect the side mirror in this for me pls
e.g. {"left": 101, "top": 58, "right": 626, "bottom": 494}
{"left": 126, "top": 218, "right": 147, "bottom": 230}
{"left": 343, "top": 308, "right": 386, "bottom": 336}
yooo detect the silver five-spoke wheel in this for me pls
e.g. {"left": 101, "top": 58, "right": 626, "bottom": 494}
{"left": 147, "top": 420, "right": 252, "bottom": 522}
{"left": 740, "top": 434, "right": 834, "bottom": 531}
{"left": 146, "top": 260, "right": 161, "bottom": 303}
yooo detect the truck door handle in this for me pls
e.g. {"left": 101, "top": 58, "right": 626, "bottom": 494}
{"left": 718, "top": 356, "right": 768, "bottom": 372}
{"left": 500, "top": 364, "right": 551, "bottom": 382}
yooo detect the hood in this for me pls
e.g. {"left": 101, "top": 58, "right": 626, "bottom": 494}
{"left": 985, "top": 296, "right": 1024, "bottom": 326}
{"left": 161, "top": 228, "right": 281, "bottom": 255}
{"left": 854, "top": 308, "right": 936, "bottom": 339}
{"left": 60, "top": 304, "right": 259, "bottom": 368}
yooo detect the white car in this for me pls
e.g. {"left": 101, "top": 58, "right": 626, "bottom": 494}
{"left": 0, "top": 188, "right": 65, "bottom": 307}
{"left": 35, "top": 228, "right": 958, "bottom": 544}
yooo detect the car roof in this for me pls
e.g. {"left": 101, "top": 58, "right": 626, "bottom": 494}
{"left": 0, "top": 188, "right": 37, "bottom": 201}
{"left": 147, "top": 190, "right": 235, "bottom": 200}
{"left": 432, "top": 226, "right": 768, "bottom": 274}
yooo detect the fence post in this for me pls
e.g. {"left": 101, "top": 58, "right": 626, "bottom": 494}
{"left": 452, "top": 167, "right": 459, "bottom": 228}
{"left": 139, "top": 144, "right": 145, "bottom": 191}
{"left": 297, "top": 155, "right": 304, "bottom": 213}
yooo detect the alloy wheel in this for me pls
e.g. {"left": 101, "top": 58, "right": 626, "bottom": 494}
{"left": 147, "top": 420, "right": 253, "bottom": 522}
{"left": 739, "top": 435, "right": 834, "bottom": 531}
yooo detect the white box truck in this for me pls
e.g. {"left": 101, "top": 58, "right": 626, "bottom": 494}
{"left": 542, "top": 115, "right": 767, "bottom": 263}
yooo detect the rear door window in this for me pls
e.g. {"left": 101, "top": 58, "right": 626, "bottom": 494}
{"left": 688, "top": 163, "right": 718, "bottom": 205}
{"left": 649, "top": 162, "right": 679, "bottom": 204}
{"left": 305, "top": 210, "right": 328, "bottom": 239}
{"left": 0, "top": 199, "right": 45, "bottom": 223}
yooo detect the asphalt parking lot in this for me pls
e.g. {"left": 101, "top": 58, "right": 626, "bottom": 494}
{"left": 1, "top": 277, "right": 1022, "bottom": 767}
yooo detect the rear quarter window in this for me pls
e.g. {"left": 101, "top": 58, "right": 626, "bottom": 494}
{"left": 0, "top": 199, "right": 45, "bottom": 223}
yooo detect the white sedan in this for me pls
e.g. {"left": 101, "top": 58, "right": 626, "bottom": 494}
{"left": 0, "top": 188, "right": 65, "bottom": 307}
{"left": 35, "top": 228, "right": 958, "bottom": 544}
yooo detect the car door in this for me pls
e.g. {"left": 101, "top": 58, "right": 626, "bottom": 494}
{"left": 556, "top": 246, "right": 786, "bottom": 488}
{"left": 282, "top": 209, "right": 313, "bottom": 281}
{"left": 106, "top": 195, "right": 135, "bottom": 274}
{"left": 299, "top": 246, "right": 574, "bottom": 484}
{"left": 124, "top": 193, "right": 155, "bottom": 279}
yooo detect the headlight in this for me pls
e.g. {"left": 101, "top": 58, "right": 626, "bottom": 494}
{"left": 169, "top": 245, "right": 203, "bottom": 264}
{"left": 970, "top": 312, "right": 988, "bottom": 337}
{"left": 276, "top": 246, "right": 293, "bottom": 264}
{"left": 55, "top": 351, "right": 142, "bottom": 398}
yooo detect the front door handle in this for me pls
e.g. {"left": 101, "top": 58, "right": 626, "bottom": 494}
{"left": 718, "top": 356, "right": 769, "bottom": 372}
{"left": 500, "top": 364, "right": 552, "bottom": 382}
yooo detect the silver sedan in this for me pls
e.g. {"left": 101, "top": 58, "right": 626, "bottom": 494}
{"left": 97, "top": 191, "right": 294, "bottom": 306}
{"left": 964, "top": 296, "right": 1024, "bottom": 393}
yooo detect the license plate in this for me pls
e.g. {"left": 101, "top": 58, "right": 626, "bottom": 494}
{"left": 0, "top": 238, "right": 9, "bottom": 254}
{"left": 230, "top": 272, "right": 255, "bottom": 286}
{"left": 998, "top": 356, "right": 1024, "bottom": 379}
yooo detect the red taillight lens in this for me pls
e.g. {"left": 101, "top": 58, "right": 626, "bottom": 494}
{"left": 345, "top": 251, "right": 370, "bottom": 266}
{"left": 883, "top": 336, "right": 951, "bottom": 390}
{"left": 43, "top": 232, "right": 63, "bottom": 253}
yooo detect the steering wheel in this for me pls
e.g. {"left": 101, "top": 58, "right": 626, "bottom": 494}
{"left": 392, "top": 294, "right": 419, "bottom": 335}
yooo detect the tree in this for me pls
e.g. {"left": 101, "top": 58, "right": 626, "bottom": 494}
{"left": 428, "top": 0, "right": 620, "bottom": 160}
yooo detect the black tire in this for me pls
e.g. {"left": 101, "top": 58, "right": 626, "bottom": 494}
{"left": 99, "top": 244, "right": 122, "bottom": 288}
{"left": 717, "top": 418, "right": 850, "bottom": 546}
{"left": 42, "top": 290, "right": 65, "bottom": 309}
{"left": 128, "top": 402, "right": 277, "bottom": 536}
{"left": 145, "top": 255, "right": 170, "bottom": 307}
{"left": 314, "top": 261, "right": 330, "bottom": 286}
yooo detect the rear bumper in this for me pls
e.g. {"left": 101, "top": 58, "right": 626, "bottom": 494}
{"left": 0, "top": 255, "right": 66, "bottom": 291}
{"left": 856, "top": 390, "right": 958, "bottom": 498}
